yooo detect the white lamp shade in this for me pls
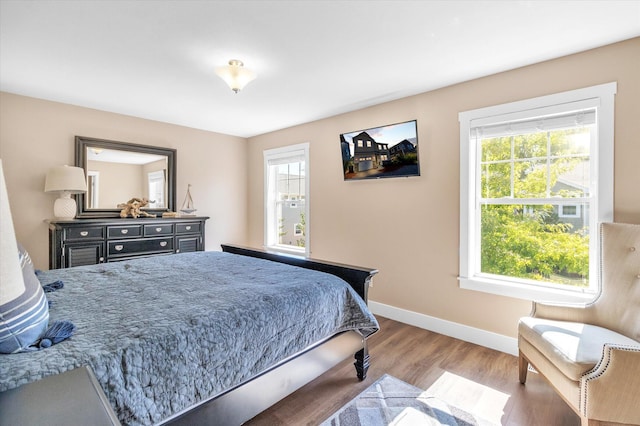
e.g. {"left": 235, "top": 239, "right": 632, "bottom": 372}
{"left": 215, "top": 59, "right": 256, "bottom": 93}
{"left": 44, "top": 165, "right": 87, "bottom": 193}
{"left": 0, "top": 159, "right": 24, "bottom": 304}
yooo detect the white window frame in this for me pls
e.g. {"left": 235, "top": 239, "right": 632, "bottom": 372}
{"left": 87, "top": 170, "right": 99, "bottom": 209}
{"left": 559, "top": 204, "right": 580, "bottom": 218}
{"left": 264, "top": 143, "right": 310, "bottom": 257}
{"left": 459, "top": 82, "right": 616, "bottom": 303}
{"left": 147, "top": 170, "right": 165, "bottom": 208}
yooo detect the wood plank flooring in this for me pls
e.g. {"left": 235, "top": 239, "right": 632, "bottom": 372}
{"left": 245, "top": 316, "right": 580, "bottom": 425}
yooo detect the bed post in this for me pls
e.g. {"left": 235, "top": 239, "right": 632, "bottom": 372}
{"left": 354, "top": 344, "right": 370, "bottom": 380}
{"left": 354, "top": 272, "right": 375, "bottom": 380}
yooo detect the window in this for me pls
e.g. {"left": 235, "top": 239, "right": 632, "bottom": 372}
{"left": 147, "top": 170, "right": 165, "bottom": 208}
{"left": 264, "top": 143, "right": 309, "bottom": 256}
{"left": 459, "top": 83, "right": 615, "bottom": 302}
{"left": 559, "top": 205, "right": 579, "bottom": 218}
{"left": 87, "top": 171, "right": 99, "bottom": 209}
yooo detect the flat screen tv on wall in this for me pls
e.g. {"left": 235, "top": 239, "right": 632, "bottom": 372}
{"left": 340, "top": 119, "right": 420, "bottom": 181}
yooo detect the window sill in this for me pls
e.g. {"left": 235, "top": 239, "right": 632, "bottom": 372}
{"left": 458, "top": 276, "right": 597, "bottom": 303}
{"left": 264, "top": 244, "right": 307, "bottom": 258}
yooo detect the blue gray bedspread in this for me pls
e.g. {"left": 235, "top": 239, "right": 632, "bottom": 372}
{"left": 0, "top": 251, "right": 379, "bottom": 425}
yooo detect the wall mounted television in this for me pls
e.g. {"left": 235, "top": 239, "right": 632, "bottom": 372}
{"left": 340, "top": 119, "right": 420, "bottom": 181}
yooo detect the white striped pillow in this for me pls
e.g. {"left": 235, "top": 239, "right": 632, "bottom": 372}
{"left": 0, "top": 258, "right": 49, "bottom": 353}
{"left": 0, "top": 160, "right": 49, "bottom": 353}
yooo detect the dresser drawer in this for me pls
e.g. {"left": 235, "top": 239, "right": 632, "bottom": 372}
{"left": 176, "top": 222, "right": 201, "bottom": 234}
{"left": 64, "top": 226, "right": 104, "bottom": 241}
{"left": 107, "top": 225, "right": 143, "bottom": 239}
{"left": 143, "top": 223, "right": 174, "bottom": 236}
{"left": 108, "top": 237, "right": 174, "bottom": 257}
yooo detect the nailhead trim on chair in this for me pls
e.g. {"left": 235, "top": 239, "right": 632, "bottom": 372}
{"left": 578, "top": 225, "right": 640, "bottom": 421}
{"left": 580, "top": 344, "right": 640, "bottom": 417}
{"left": 523, "top": 224, "right": 640, "bottom": 423}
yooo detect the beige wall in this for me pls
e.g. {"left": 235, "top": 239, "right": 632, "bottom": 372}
{"left": 0, "top": 93, "right": 248, "bottom": 269}
{"left": 86, "top": 160, "right": 145, "bottom": 208}
{"left": 246, "top": 38, "right": 640, "bottom": 338}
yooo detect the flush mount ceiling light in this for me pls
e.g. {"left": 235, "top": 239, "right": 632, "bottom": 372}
{"left": 214, "top": 59, "right": 256, "bottom": 93}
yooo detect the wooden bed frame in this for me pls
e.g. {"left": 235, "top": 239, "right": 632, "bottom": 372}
{"left": 163, "top": 244, "right": 378, "bottom": 425}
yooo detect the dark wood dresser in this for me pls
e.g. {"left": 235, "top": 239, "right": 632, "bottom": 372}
{"left": 49, "top": 216, "right": 208, "bottom": 269}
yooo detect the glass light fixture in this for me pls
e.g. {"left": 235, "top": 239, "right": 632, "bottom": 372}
{"left": 215, "top": 59, "right": 256, "bottom": 93}
{"left": 44, "top": 165, "right": 87, "bottom": 219}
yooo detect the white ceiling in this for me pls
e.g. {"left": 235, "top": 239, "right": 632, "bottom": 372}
{"left": 1, "top": 1, "right": 639, "bottom": 138}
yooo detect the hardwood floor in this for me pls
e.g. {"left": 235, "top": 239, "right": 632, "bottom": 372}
{"left": 245, "top": 316, "right": 580, "bottom": 426}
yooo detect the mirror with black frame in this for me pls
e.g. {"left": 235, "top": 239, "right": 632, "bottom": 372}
{"left": 75, "top": 136, "right": 176, "bottom": 218}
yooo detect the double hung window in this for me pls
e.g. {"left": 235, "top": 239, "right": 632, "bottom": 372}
{"left": 459, "top": 83, "right": 616, "bottom": 302}
{"left": 147, "top": 170, "right": 165, "bottom": 208}
{"left": 264, "top": 143, "right": 309, "bottom": 256}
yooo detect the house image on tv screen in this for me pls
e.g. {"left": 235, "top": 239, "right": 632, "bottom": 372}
{"left": 347, "top": 131, "right": 390, "bottom": 172}
{"left": 340, "top": 120, "right": 420, "bottom": 181}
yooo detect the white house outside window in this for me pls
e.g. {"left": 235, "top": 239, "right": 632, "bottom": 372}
{"left": 459, "top": 83, "right": 615, "bottom": 302}
{"left": 264, "top": 143, "right": 309, "bottom": 256}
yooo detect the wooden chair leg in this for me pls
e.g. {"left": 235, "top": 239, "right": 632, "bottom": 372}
{"left": 518, "top": 351, "right": 528, "bottom": 384}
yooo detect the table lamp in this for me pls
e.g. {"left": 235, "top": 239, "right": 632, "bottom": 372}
{"left": 45, "top": 165, "right": 87, "bottom": 219}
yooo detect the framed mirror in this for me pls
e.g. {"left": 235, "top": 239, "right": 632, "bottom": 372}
{"left": 75, "top": 136, "right": 176, "bottom": 218}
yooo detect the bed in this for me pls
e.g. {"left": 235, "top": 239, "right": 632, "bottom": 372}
{"left": 0, "top": 244, "right": 379, "bottom": 425}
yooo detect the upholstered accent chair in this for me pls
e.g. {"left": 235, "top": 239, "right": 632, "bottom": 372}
{"left": 518, "top": 222, "right": 640, "bottom": 426}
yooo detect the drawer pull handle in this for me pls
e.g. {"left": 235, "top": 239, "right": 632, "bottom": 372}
{"left": 80, "top": 231, "right": 89, "bottom": 237}
{"left": 160, "top": 241, "right": 168, "bottom": 247}
{"left": 121, "top": 229, "right": 129, "bottom": 234}
{"left": 185, "top": 226, "right": 192, "bottom": 230}
{"left": 114, "top": 245, "right": 124, "bottom": 251}
{"left": 155, "top": 227, "right": 162, "bottom": 232}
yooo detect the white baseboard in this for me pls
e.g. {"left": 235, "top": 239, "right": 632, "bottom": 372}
{"left": 368, "top": 301, "right": 519, "bottom": 356}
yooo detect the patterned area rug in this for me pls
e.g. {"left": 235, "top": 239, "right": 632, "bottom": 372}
{"left": 320, "top": 374, "right": 497, "bottom": 426}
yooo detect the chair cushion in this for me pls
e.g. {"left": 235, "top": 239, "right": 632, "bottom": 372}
{"left": 519, "top": 317, "right": 639, "bottom": 381}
